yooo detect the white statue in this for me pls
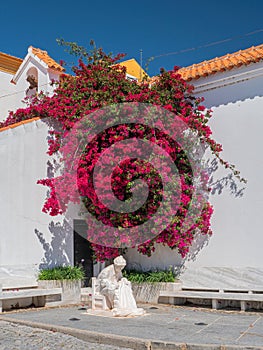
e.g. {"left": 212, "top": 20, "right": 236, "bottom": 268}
{"left": 97, "top": 255, "right": 145, "bottom": 317}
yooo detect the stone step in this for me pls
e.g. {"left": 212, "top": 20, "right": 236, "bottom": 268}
{"left": 0, "top": 286, "right": 62, "bottom": 312}
{"left": 182, "top": 286, "right": 263, "bottom": 293}
{"left": 160, "top": 290, "right": 263, "bottom": 300}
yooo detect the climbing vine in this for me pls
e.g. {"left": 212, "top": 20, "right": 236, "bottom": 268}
{"left": 2, "top": 41, "right": 245, "bottom": 261}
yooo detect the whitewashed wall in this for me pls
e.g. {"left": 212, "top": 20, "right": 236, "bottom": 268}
{"left": 127, "top": 62, "right": 263, "bottom": 289}
{"left": 125, "top": 245, "right": 183, "bottom": 272}
{"left": 189, "top": 97, "right": 263, "bottom": 268}
{"left": 180, "top": 64, "right": 263, "bottom": 289}
{"left": 0, "top": 51, "right": 67, "bottom": 284}
{"left": 0, "top": 120, "right": 74, "bottom": 274}
{"left": 0, "top": 71, "right": 24, "bottom": 121}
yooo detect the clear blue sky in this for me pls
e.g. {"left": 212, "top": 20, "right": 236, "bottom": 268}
{"left": 1, "top": 0, "right": 263, "bottom": 76}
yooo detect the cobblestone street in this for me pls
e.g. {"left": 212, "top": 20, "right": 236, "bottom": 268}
{"left": 0, "top": 320, "right": 131, "bottom": 350}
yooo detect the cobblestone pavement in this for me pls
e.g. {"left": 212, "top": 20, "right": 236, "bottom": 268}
{"left": 0, "top": 320, "right": 132, "bottom": 350}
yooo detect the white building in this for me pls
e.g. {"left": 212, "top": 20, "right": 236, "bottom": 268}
{"left": 0, "top": 44, "right": 263, "bottom": 289}
{"left": 0, "top": 46, "right": 64, "bottom": 121}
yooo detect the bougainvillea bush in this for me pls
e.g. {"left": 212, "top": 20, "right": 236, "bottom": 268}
{"left": 1, "top": 42, "right": 244, "bottom": 262}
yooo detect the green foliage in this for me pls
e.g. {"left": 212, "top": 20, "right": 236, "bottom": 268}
{"left": 38, "top": 266, "right": 85, "bottom": 280}
{"left": 57, "top": 38, "right": 90, "bottom": 58}
{"left": 123, "top": 268, "right": 177, "bottom": 283}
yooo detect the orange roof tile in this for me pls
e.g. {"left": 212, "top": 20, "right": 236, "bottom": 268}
{"left": 0, "top": 117, "right": 40, "bottom": 133}
{"left": 30, "top": 46, "right": 65, "bottom": 72}
{"left": 178, "top": 43, "right": 263, "bottom": 81}
{"left": 0, "top": 52, "right": 23, "bottom": 75}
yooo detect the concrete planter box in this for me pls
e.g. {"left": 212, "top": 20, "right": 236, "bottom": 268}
{"left": 131, "top": 281, "right": 182, "bottom": 304}
{"left": 38, "top": 279, "right": 81, "bottom": 305}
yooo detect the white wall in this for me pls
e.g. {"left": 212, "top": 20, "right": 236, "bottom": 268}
{"left": 0, "top": 120, "right": 74, "bottom": 269}
{"left": 0, "top": 71, "right": 25, "bottom": 121}
{"left": 189, "top": 96, "right": 263, "bottom": 268}
{"left": 183, "top": 65, "right": 263, "bottom": 276}
{"left": 126, "top": 63, "right": 263, "bottom": 289}
{"left": 0, "top": 52, "right": 69, "bottom": 279}
{"left": 125, "top": 245, "right": 183, "bottom": 272}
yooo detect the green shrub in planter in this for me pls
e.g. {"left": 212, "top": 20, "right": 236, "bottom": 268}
{"left": 38, "top": 266, "right": 85, "bottom": 281}
{"left": 123, "top": 268, "right": 177, "bottom": 283}
{"left": 123, "top": 268, "right": 181, "bottom": 304}
{"left": 38, "top": 266, "right": 85, "bottom": 305}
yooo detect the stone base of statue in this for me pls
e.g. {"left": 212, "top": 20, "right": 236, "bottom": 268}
{"left": 112, "top": 307, "right": 145, "bottom": 317}
{"left": 86, "top": 307, "right": 145, "bottom": 318}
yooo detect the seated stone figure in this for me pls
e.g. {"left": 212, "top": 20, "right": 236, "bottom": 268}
{"left": 97, "top": 255, "right": 145, "bottom": 316}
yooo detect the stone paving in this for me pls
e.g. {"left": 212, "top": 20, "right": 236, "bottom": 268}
{"left": 1, "top": 304, "right": 263, "bottom": 349}
{"left": 0, "top": 320, "right": 132, "bottom": 350}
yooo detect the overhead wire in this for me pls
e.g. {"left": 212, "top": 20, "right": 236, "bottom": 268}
{"left": 146, "top": 28, "right": 263, "bottom": 60}
{"left": 0, "top": 83, "right": 50, "bottom": 100}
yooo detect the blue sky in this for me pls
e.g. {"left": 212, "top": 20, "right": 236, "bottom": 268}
{"left": 1, "top": 0, "right": 263, "bottom": 76}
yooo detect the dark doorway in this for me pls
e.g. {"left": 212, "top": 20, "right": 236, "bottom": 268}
{"left": 73, "top": 219, "right": 93, "bottom": 287}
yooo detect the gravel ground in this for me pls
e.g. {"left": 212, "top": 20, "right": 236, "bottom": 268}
{"left": 0, "top": 320, "right": 132, "bottom": 350}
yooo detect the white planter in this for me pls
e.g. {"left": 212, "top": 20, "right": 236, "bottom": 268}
{"left": 131, "top": 281, "right": 182, "bottom": 304}
{"left": 38, "top": 279, "right": 81, "bottom": 305}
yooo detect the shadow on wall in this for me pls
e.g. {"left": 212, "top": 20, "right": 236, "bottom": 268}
{"left": 207, "top": 158, "right": 245, "bottom": 198}
{"left": 177, "top": 232, "right": 210, "bottom": 276}
{"left": 196, "top": 80, "right": 263, "bottom": 109}
{"left": 175, "top": 156, "right": 246, "bottom": 276}
{"left": 34, "top": 119, "right": 72, "bottom": 269}
{"left": 125, "top": 230, "right": 211, "bottom": 277}
{"left": 34, "top": 219, "right": 73, "bottom": 269}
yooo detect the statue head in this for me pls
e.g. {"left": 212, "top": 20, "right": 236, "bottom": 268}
{"left": 113, "top": 255, "right": 126, "bottom": 270}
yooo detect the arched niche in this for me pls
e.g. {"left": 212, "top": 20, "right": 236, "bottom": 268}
{"left": 26, "top": 67, "right": 38, "bottom": 97}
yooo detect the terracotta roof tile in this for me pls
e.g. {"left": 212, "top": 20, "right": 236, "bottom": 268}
{"left": 30, "top": 46, "right": 65, "bottom": 72}
{"left": 0, "top": 52, "right": 23, "bottom": 75}
{"left": 0, "top": 117, "right": 40, "bottom": 133}
{"left": 178, "top": 43, "right": 263, "bottom": 81}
